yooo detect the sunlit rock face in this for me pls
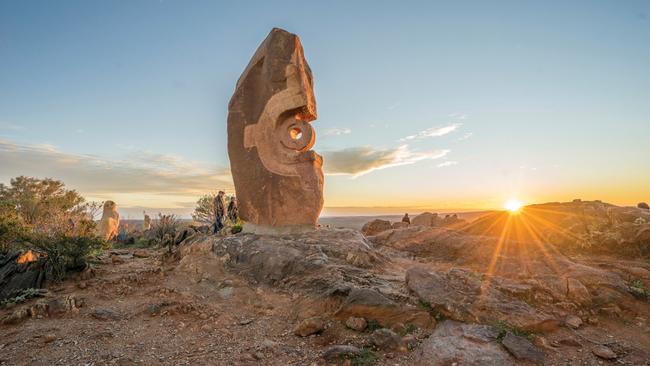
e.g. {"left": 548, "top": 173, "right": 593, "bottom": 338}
{"left": 227, "top": 28, "right": 323, "bottom": 233}
{"left": 97, "top": 200, "right": 120, "bottom": 241}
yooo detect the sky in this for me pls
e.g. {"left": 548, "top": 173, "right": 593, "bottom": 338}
{"left": 1, "top": 0, "right": 649, "bottom": 217}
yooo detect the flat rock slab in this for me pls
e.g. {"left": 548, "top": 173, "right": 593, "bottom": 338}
{"left": 210, "top": 228, "right": 385, "bottom": 291}
{"left": 501, "top": 332, "right": 545, "bottom": 364}
{"left": 414, "top": 320, "right": 516, "bottom": 366}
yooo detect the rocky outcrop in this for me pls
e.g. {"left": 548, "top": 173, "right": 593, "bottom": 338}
{"left": 361, "top": 219, "right": 392, "bottom": 236}
{"left": 411, "top": 212, "right": 438, "bottom": 227}
{"left": 371, "top": 226, "right": 632, "bottom": 312}
{"left": 333, "top": 288, "right": 433, "bottom": 328}
{"left": 391, "top": 221, "right": 409, "bottom": 229}
{"left": 227, "top": 28, "right": 323, "bottom": 232}
{"left": 405, "top": 266, "right": 558, "bottom": 332}
{"left": 210, "top": 228, "right": 384, "bottom": 292}
{"left": 639, "top": 202, "right": 649, "bottom": 210}
{"left": 0, "top": 251, "right": 47, "bottom": 301}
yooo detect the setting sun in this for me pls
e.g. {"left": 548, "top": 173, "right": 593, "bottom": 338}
{"left": 504, "top": 199, "right": 523, "bottom": 213}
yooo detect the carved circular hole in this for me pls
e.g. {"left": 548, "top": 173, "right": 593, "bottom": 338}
{"left": 289, "top": 127, "right": 303, "bottom": 140}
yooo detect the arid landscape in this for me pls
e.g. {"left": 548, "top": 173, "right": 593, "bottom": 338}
{"left": 2, "top": 199, "right": 650, "bottom": 365}
{"left": 2, "top": 2, "right": 650, "bottom": 365}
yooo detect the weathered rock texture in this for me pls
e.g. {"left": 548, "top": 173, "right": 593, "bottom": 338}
{"left": 227, "top": 28, "right": 323, "bottom": 233}
{"left": 414, "top": 320, "right": 516, "bottom": 366}
{"left": 96, "top": 201, "right": 119, "bottom": 241}
{"left": 361, "top": 219, "right": 392, "bottom": 236}
{"left": 411, "top": 212, "right": 439, "bottom": 227}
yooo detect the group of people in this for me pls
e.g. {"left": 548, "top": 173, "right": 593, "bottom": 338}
{"left": 213, "top": 190, "right": 238, "bottom": 233}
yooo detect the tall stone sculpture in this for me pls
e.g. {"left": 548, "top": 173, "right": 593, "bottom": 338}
{"left": 227, "top": 28, "right": 323, "bottom": 234}
{"left": 97, "top": 200, "right": 120, "bottom": 241}
{"left": 143, "top": 212, "right": 151, "bottom": 231}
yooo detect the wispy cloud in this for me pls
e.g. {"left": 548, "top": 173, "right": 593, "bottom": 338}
{"left": 387, "top": 102, "right": 401, "bottom": 110}
{"left": 324, "top": 127, "right": 352, "bottom": 136}
{"left": 437, "top": 161, "right": 458, "bottom": 168}
{"left": 0, "top": 139, "right": 233, "bottom": 204}
{"left": 400, "top": 123, "right": 461, "bottom": 141}
{"left": 456, "top": 132, "right": 473, "bottom": 141}
{"left": 447, "top": 113, "right": 468, "bottom": 120}
{"left": 324, "top": 145, "right": 449, "bottom": 177}
{"left": 0, "top": 123, "right": 24, "bottom": 131}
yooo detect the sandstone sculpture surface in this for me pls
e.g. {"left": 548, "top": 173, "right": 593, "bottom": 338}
{"left": 97, "top": 201, "right": 119, "bottom": 241}
{"left": 227, "top": 28, "right": 323, "bottom": 233}
{"left": 143, "top": 213, "right": 151, "bottom": 231}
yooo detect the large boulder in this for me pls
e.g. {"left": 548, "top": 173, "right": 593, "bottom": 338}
{"left": 333, "top": 288, "right": 433, "bottom": 329}
{"left": 411, "top": 212, "right": 438, "bottom": 227}
{"left": 361, "top": 219, "right": 392, "bottom": 236}
{"left": 638, "top": 202, "right": 650, "bottom": 210}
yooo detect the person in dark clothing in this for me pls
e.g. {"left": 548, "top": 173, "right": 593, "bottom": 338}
{"left": 213, "top": 191, "right": 226, "bottom": 233}
{"left": 402, "top": 213, "right": 410, "bottom": 224}
{"left": 227, "top": 196, "right": 238, "bottom": 223}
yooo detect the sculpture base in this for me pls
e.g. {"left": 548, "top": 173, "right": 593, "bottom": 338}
{"left": 242, "top": 222, "right": 317, "bottom": 236}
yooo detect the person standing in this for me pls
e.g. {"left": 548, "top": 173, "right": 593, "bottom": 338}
{"left": 213, "top": 191, "right": 226, "bottom": 233}
{"left": 402, "top": 213, "right": 410, "bottom": 224}
{"left": 227, "top": 196, "right": 238, "bottom": 223}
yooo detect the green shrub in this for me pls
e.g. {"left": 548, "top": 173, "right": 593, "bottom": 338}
{"left": 351, "top": 348, "right": 378, "bottom": 366}
{"left": 492, "top": 319, "right": 533, "bottom": 341}
{"left": 400, "top": 323, "right": 418, "bottom": 336}
{"left": 0, "top": 288, "right": 44, "bottom": 308}
{"left": 366, "top": 319, "right": 382, "bottom": 332}
{"left": 0, "top": 204, "right": 29, "bottom": 253}
{"left": 150, "top": 214, "right": 180, "bottom": 252}
{"left": 629, "top": 279, "right": 649, "bottom": 301}
{"left": 231, "top": 224, "right": 243, "bottom": 234}
{"left": 31, "top": 234, "right": 104, "bottom": 282}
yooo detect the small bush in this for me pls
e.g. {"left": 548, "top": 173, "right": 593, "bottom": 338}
{"left": 0, "top": 203, "right": 30, "bottom": 253}
{"left": 31, "top": 234, "right": 104, "bottom": 282}
{"left": 150, "top": 214, "right": 180, "bottom": 252}
{"left": 629, "top": 279, "right": 649, "bottom": 301}
{"left": 231, "top": 224, "right": 243, "bottom": 234}
{"left": 366, "top": 319, "right": 382, "bottom": 332}
{"left": 493, "top": 319, "right": 533, "bottom": 341}
{"left": 350, "top": 348, "right": 378, "bottom": 366}
{"left": 400, "top": 323, "right": 417, "bottom": 336}
{"left": 0, "top": 288, "right": 45, "bottom": 308}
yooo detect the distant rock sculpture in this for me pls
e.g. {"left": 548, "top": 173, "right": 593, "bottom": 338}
{"left": 97, "top": 201, "right": 119, "bottom": 241}
{"left": 412, "top": 212, "right": 439, "bottom": 227}
{"left": 143, "top": 213, "right": 151, "bottom": 231}
{"left": 638, "top": 202, "right": 649, "bottom": 210}
{"left": 227, "top": 28, "right": 323, "bottom": 234}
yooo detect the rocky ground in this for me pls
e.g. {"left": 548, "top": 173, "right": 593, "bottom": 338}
{"left": 1, "top": 203, "right": 650, "bottom": 365}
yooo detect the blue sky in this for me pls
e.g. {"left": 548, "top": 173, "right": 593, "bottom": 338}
{"left": 1, "top": 0, "right": 649, "bottom": 216}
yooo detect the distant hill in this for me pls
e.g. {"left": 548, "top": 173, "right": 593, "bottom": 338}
{"left": 319, "top": 211, "right": 492, "bottom": 230}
